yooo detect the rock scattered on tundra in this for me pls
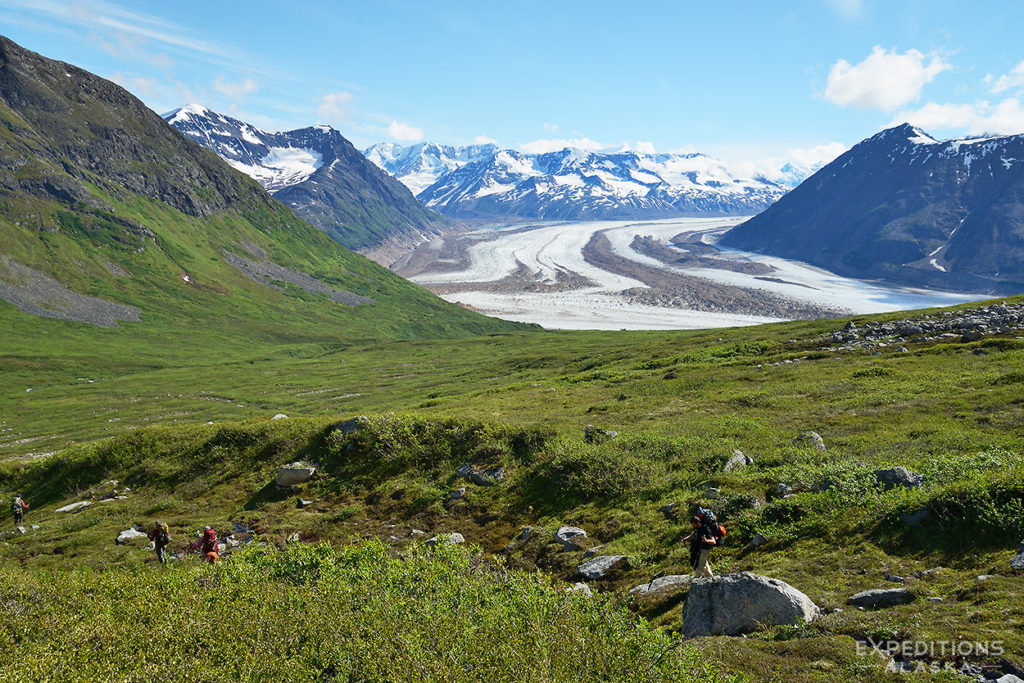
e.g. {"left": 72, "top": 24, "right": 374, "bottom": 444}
{"left": 426, "top": 532, "right": 465, "bottom": 547}
{"left": 846, "top": 588, "right": 915, "bottom": 608}
{"left": 577, "top": 555, "right": 627, "bottom": 580}
{"left": 275, "top": 462, "right": 316, "bottom": 487}
{"left": 553, "top": 525, "right": 588, "bottom": 550}
{"left": 724, "top": 449, "right": 753, "bottom": 472}
{"left": 681, "top": 572, "right": 820, "bottom": 637}
{"left": 55, "top": 501, "right": 91, "bottom": 513}
{"left": 873, "top": 466, "right": 923, "bottom": 490}
{"left": 116, "top": 528, "right": 149, "bottom": 545}
{"left": 793, "top": 431, "right": 825, "bottom": 450}
{"left": 628, "top": 574, "right": 692, "bottom": 597}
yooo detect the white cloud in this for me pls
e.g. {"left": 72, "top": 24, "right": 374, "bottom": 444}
{"left": 316, "top": 91, "right": 354, "bottom": 121}
{"left": 473, "top": 135, "right": 497, "bottom": 145}
{"left": 213, "top": 76, "right": 258, "bottom": 99}
{"left": 892, "top": 98, "right": 1024, "bottom": 135}
{"left": 990, "top": 61, "right": 1024, "bottom": 94}
{"left": 543, "top": 122, "right": 559, "bottom": 132}
{"left": 824, "top": 46, "right": 950, "bottom": 112}
{"left": 388, "top": 120, "right": 424, "bottom": 142}
{"left": 519, "top": 137, "right": 606, "bottom": 154}
{"left": 786, "top": 142, "right": 848, "bottom": 168}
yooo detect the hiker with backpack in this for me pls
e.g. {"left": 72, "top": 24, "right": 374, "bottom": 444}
{"left": 683, "top": 507, "right": 726, "bottom": 578}
{"left": 10, "top": 494, "right": 28, "bottom": 526}
{"left": 200, "top": 526, "right": 218, "bottom": 564}
{"left": 148, "top": 521, "right": 172, "bottom": 564}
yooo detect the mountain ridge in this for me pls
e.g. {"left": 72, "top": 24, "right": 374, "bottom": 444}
{"left": 0, "top": 35, "right": 519, "bottom": 342}
{"left": 719, "top": 123, "right": 1024, "bottom": 294}
{"left": 364, "top": 141, "right": 817, "bottom": 220}
{"left": 164, "top": 104, "right": 446, "bottom": 253}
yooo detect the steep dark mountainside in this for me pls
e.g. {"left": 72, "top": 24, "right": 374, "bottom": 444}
{"left": 366, "top": 142, "right": 806, "bottom": 221}
{"left": 0, "top": 36, "right": 518, "bottom": 340}
{"left": 720, "top": 124, "right": 1024, "bottom": 294}
{"left": 165, "top": 105, "right": 445, "bottom": 252}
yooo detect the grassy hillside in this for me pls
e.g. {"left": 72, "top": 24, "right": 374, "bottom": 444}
{"left": 0, "top": 35, "right": 521, "bottom": 352}
{"left": 2, "top": 299, "right": 1023, "bottom": 681}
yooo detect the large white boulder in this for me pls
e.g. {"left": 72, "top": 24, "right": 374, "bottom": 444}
{"left": 55, "top": 501, "right": 92, "bottom": 513}
{"left": 275, "top": 462, "right": 316, "bottom": 487}
{"left": 681, "top": 572, "right": 820, "bottom": 637}
{"left": 116, "top": 528, "right": 149, "bottom": 545}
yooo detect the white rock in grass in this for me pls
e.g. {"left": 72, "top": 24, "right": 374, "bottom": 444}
{"left": 553, "top": 525, "right": 587, "bottom": 550}
{"left": 271, "top": 413, "right": 288, "bottom": 420}
{"left": 116, "top": 528, "right": 149, "bottom": 545}
{"left": 577, "top": 555, "right": 627, "bottom": 579}
{"left": 275, "top": 463, "right": 316, "bottom": 487}
{"left": 55, "top": 501, "right": 91, "bottom": 513}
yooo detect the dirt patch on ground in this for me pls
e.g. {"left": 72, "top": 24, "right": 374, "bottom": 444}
{"left": 0, "top": 255, "right": 141, "bottom": 327}
{"left": 222, "top": 252, "right": 373, "bottom": 306}
{"left": 583, "top": 231, "right": 844, "bottom": 319}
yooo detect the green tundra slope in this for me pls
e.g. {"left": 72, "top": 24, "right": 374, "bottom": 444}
{"left": 0, "top": 35, "right": 521, "bottom": 354}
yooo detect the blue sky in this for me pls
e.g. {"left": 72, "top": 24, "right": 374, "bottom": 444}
{"left": 3, "top": 0, "right": 1024, "bottom": 166}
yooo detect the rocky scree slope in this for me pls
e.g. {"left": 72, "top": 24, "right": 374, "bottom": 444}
{"left": 165, "top": 105, "right": 446, "bottom": 252}
{"left": 0, "top": 35, "right": 515, "bottom": 339}
{"left": 366, "top": 141, "right": 813, "bottom": 220}
{"left": 720, "top": 124, "right": 1024, "bottom": 294}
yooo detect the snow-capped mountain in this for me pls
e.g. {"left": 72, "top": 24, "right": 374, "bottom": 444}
{"left": 164, "top": 105, "right": 444, "bottom": 252}
{"left": 363, "top": 141, "right": 813, "bottom": 220}
{"left": 720, "top": 123, "right": 1024, "bottom": 293}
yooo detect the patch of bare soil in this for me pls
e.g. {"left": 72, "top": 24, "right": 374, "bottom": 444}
{"left": 0, "top": 255, "right": 141, "bottom": 327}
{"left": 583, "top": 231, "right": 844, "bottom": 319}
{"left": 222, "top": 252, "right": 373, "bottom": 306}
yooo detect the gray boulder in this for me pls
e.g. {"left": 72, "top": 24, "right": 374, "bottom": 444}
{"left": 793, "top": 431, "right": 825, "bottom": 450}
{"left": 582, "top": 546, "right": 604, "bottom": 559}
{"left": 55, "top": 501, "right": 92, "bottom": 513}
{"left": 567, "top": 582, "right": 592, "bottom": 597}
{"left": 724, "top": 450, "right": 753, "bottom": 472}
{"left": 454, "top": 463, "right": 473, "bottom": 478}
{"left": 445, "top": 487, "right": 466, "bottom": 505}
{"left": 553, "top": 525, "right": 588, "bottom": 550}
{"left": 275, "top": 462, "right": 316, "bottom": 487}
{"left": 116, "top": 528, "right": 149, "bottom": 545}
{"left": 658, "top": 502, "right": 678, "bottom": 519}
{"left": 271, "top": 413, "right": 288, "bottom": 420}
{"left": 873, "top": 466, "right": 924, "bottom": 490}
{"left": 577, "top": 555, "right": 627, "bottom": 580}
{"left": 1011, "top": 553, "right": 1024, "bottom": 571}
{"left": 517, "top": 526, "right": 532, "bottom": 542}
{"left": 469, "top": 467, "right": 504, "bottom": 486}
{"left": 743, "top": 533, "right": 769, "bottom": 552}
{"left": 336, "top": 416, "right": 369, "bottom": 435}
{"left": 846, "top": 588, "right": 915, "bottom": 608}
{"left": 681, "top": 572, "right": 820, "bottom": 637}
{"left": 1019, "top": 539, "right": 1024, "bottom": 554}
{"left": 628, "top": 574, "right": 691, "bottom": 597}
{"left": 426, "top": 532, "right": 465, "bottom": 547}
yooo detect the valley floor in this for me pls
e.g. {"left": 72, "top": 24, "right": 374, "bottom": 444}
{"left": 399, "top": 218, "right": 982, "bottom": 329}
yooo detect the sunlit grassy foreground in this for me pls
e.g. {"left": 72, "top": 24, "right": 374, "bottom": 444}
{"left": 0, "top": 541, "right": 739, "bottom": 682}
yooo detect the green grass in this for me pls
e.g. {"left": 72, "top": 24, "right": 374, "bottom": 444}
{"left": 2, "top": 297, "right": 1024, "bottom": 681}
{"left": 0, "top": 541, "right": 738, "bottom": 682}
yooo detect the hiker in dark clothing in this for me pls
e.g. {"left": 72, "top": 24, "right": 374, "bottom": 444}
{"left": 148, "top": 521, "right": 171, "bottom": 564}
{"left": 10, "top": 494, "right": 28, "bottom": 526}
{"left": 682, "top": 516, "right": 703, "bottom": 571}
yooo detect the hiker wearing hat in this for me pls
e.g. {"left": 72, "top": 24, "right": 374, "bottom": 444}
{"left": 10, "top": 494, "right": 28, "bottom": 526}
{"left": 148, "top": 521, "right": 172, "bottom": 564}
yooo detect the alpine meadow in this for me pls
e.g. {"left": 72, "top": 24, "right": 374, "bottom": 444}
{"left": 3, "top": 5, "right": 1024, "bottom": 683}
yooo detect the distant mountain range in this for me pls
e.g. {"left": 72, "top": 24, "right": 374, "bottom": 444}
{"left": 720, "top": 123, "right": 1024, "bottom": 294}
{"left": 365, "top": 142, "right": 815, "bottom": 220}
{"left": 164, "top": 105, "right": 444, "bottom": 253}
